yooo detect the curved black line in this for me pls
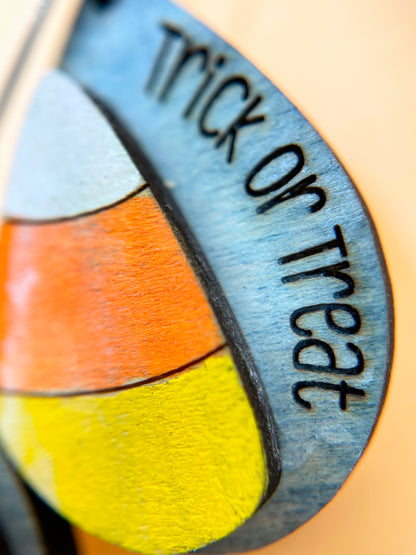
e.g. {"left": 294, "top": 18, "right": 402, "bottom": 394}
{"left": 5, "top": 183, "right": 149, "bottom": 225}
{"left": 89, "top": 91, "right": 282, "bottom": 502}
{"left": 3, "top": 344, "right": 227, "bottom": 399}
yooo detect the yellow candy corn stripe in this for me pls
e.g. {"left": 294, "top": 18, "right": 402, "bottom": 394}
{"left": 0, "top": 351, "right": 267, "bottom": 555}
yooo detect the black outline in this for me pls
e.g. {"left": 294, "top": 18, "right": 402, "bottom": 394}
{"left": 88, "top": 92, "right": 282, "bottom": 503}
{"left": 0, "top": 0, "right": 395, "bottom": 550}
{"left": 56, "top": 4, "right": 394, "bottom": 551}
{"left": 6, "top": 184, "right": 149, "bottom": 225}
{"left": 2, "top": 87, "right": 281, "bottom": 504}
{"left": 2, "top": 344, "right": 227, "bottom": 398}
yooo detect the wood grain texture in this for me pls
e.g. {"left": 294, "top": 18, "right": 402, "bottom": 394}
{"left": 0, "top": 1, "right": 412, "bottom": 555}
{"left": 0, "top": 191, "right": 224, "bottom": 393}
{"left": 0, "top": 66, "right": 271, "bottom": 554}
{"left": 0, "top": 0, "right": 394, "bottom": 552}
{"left": 60, "top": 0, "right": 392, "bottom": 551}
{"left": 0, "top": 351, "right": 267, "bottom": 555}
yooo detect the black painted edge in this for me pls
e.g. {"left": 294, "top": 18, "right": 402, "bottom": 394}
{"left": 87, "top": 90, "right": 282, "bottom": 504}
{"left": 23, "top": 485, "right": 78, "bottom": 555}
{"left": 0, "top": 522, "right": 12, "bottom": 555}
{"left": 0, "top": 447, "right": 78, "bottom": 555}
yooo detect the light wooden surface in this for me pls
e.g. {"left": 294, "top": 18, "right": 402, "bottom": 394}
{"left": 0, "top": 1, "right": 414, "bottom": 555}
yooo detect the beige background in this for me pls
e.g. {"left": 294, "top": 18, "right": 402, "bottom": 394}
{"left": 0, "top": 1, "right": 415, "bottom": 554}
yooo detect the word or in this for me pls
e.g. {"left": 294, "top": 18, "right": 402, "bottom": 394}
{"left": 146, "top": 23, "right": 326, "bottom": 216}
{"left": 146, "top": 22, "right": 367, "bottom": 412}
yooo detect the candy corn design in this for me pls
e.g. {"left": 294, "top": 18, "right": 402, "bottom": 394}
{"left": 0, "top": 72, "right": 277, "bottom": 554}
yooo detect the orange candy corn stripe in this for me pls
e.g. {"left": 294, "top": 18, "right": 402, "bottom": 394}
{"left": 0, "top": 192, "right": 224, "bottom": 394}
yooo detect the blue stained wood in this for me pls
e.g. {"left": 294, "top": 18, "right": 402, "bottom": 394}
{"left": 58, "top": 0, "right": 393, "bottom": 551}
